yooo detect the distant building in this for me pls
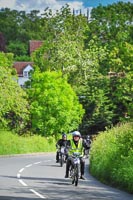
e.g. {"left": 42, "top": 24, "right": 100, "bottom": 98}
{"left": 13, "top": 40, "right": 43, "bottom": 87}
{"left": 13, "top": 62, "right": 34, "bottom": 87}
{"left": 29, "top": 40, "right": 43, "bottom": 55}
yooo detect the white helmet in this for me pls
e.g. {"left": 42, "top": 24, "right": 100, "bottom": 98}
{"left": 72, "top": 131, "right": 81, "bottom": 138}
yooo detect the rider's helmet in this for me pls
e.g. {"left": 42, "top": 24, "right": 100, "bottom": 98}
{"left": 72, "top": 131, "right": 81, "bottom": 138}
{"left": 62, "top": 133, "right": 67, "bottom": 139}
{"left": 86, "top": 135, "right": 90, "bottom": 140}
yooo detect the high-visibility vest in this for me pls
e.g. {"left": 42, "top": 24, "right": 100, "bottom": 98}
{"left": 69, "top": 139, "right": 83, "bottom": 156}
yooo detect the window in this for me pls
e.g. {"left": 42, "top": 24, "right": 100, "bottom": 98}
{"left": 23, "top": 71, "right": 28, "bottom": 77}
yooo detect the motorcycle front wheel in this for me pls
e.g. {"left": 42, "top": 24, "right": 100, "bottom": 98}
{"left": 60, "top": 154, "right": 64, "bottom": 167}
{"left": 74, "top": 164, "right": 79, "bottom": 186}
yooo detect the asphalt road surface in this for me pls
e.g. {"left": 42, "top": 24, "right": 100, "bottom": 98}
{"left": 0, "top": 153, "right": 132, "bottom": 200}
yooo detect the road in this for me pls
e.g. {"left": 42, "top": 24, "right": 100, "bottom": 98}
{"left": 0, "top": 153, "right": 132, "bottom": 200}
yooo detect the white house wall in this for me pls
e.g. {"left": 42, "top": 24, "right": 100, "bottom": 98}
{"left": 18, "top": 77, "right": 30, "bottom": 87}
{"left": 23, "top": 65, "right": 33, "bottom": 73}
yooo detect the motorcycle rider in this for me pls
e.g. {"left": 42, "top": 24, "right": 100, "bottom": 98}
{"left": 65, "top": 131, "right": 86, "bottom": 180}
{"left": 83, "top": 135, "right": 92, "bottom": 157}
{"left": 56, "top": 133, "right": 68, "bottom": 163}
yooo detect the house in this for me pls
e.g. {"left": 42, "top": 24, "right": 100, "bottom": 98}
{"left": 13, "top": 40, "right": 43, "bottom": 87}
{"left": 13, "top": 62, "right": 34, "bottom": 87}
{"left": 29, "top": 40, "right": 43, "bottom": 55}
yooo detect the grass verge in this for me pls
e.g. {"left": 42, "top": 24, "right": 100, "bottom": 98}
{"left": 0, "top": 130, "right": 56, "bottom": 155}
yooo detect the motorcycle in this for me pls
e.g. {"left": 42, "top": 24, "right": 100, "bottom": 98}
{"left": 59, "top": 146, "right": 67, "bottom": 167}
{"left": 69, "top": 152, "right": 81, "bottom": 186}
{"left": 83, "top": 148, "right": 90, "bottom": 159}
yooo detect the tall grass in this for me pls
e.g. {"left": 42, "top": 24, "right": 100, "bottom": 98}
{"left": 89, "top": 122, "right": 133, "bottom": 194}
{"left": 0, "top": 130, "right": 56, "bottom": 155}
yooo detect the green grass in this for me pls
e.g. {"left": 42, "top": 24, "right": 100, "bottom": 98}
{"left": 89, "top": 122, "right": 133, "bottom": 194}
{"left": 0, "top": 130, "right": 56, "bottom": 155}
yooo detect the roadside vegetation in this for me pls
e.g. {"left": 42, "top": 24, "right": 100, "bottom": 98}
{"left": 0, "top": 2, "right": 133, "bottom": 194}
{"left": 0, "top": 129, "right": 56, "bottom": 155}
{"left": 90, "top": 122, "right": 133, "bottom": 194}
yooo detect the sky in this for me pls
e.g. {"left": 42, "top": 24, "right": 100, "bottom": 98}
{"left": 0, "top": 0, "right": 132, "bottom": 14}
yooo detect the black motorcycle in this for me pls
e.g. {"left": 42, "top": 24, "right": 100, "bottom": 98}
{"left": 59, "top": 146, "right": 67, "bottom": 167}
{"left": 69, "top": 152, "right": 81, "bottom": 186}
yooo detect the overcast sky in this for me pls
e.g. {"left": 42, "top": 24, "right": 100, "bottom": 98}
{"left": 0, "top": 0, "right": 132, "bottom": 13}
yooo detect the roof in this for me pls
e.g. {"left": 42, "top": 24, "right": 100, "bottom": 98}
{"left": 13, "top": 62, "right": 34, "bottom": 77}
{"left": 29, "top": 40, "right": 43, "bottom": 55}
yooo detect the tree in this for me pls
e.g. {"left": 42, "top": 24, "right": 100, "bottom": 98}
{"left": 89, "top": 2, "right": 133, "bottom": 46}
{"left": 31, "top": 5, "right": 89, "bottom": 76}
{"left": 7, "top": 41, "right": 28, "bottom": 57}
{"left": 28, "top": 71, "right": 84, "bottom": 136}
{"left": 0, "top": 52, "right": 29, "bottom": 131}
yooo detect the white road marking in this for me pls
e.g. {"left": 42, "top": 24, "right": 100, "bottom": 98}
{"left": 19, "top": 168, "right": 24, "bottom": 173}
{"left": 34, "top": 161, "right": 41, "bottom": 164}
{"left": 17, "top": 173, "right": 20, "bottom": 178}
{"left": 19, "top": 179, "right": 28, "bottom": 186}
{"left": 30, "top": 189, "right": 46, "bottom": 199}
{"left": 17, "top": 159, "right": 52, "bottom": 199}
{"left": 26, "top": 164, "right": 32, "bottom": 167}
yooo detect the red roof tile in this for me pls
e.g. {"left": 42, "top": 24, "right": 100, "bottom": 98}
{"left": 29, "top": 40, "right": 43, "bottom": 55}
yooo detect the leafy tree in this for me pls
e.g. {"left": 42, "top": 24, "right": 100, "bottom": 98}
{"left": 104, "top": 42, "right": 133, "bottom": 122}
{"left": 20, "top": 10, "right": 42, "bottom": 41}
{"left": 78, "top": 74, "right": 115, "bottom": 134}
{"left": 0, "top": 8, "right": 43, "bottom": 58}
{"left": 40, "top": 5, "right": 88, "bottom": 41}
{"left": 0, "top": 8, "right": 20, "bottom": 43}
{"left": 0, "top": 52, "right": 29, "bottom": 131}
{"left": 7, "top": 41, "right": 28, "bottom": 57}
{"left": 89, "top": 2, "right": 133, "bottom": 46}
{"left": 28, "top": 71, "right": 84, "bottom": 136}
{"left": 32, "top": 5, "right": 89, "bottom": 75}
{"left": 32, "top": 31, "right": 111, "bottom": 134}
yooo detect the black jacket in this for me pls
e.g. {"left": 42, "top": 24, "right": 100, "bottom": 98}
{"left": 56, "top": 139, "right": 69, "bottom": 148}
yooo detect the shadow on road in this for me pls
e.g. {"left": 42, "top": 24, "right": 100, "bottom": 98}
{"left": 0, "top": 196, "right": 41, "bottom": 200}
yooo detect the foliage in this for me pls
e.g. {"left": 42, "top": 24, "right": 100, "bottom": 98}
{"left": 32, "top": 6, "right": 89, "bottom": 78}
{"left": 0, "top": 2, "right": 133, "bottom": 134}
{"left": 28, "top": 71, "right": 84, "bottom": 136}
{"left": 82, "top": 2, "right": 133, "bottom": 132}
{"left": 90, "top": 2, "right": 133, "bottom": 46}
{"left": 79, "top": 76, "right": 115, "bottom": 134}
{"left": 31, "top": 3, "right": 133, "bottom": 134}
{"left": 0, "top": 52, "right": 29, "bottom": 131}
{"left": 15, "top": 55, "right": 31, "bottom": 61}
{"left": 7, "top": 41, "right": 28, "bottom": 57}
{"left": 90, "top": 122, "right": 133, "bottom": 193}
{"left": 0, "top": 129, "right": 56, "bottom": 155}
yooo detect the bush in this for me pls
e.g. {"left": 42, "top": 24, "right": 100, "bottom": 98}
{"left": 89, "top": 122, "right": 133, "bottom": 193}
